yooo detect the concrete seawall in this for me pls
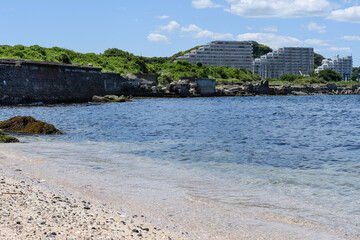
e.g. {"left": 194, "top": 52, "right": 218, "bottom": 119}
{"left": 0, "top": 59, "right": 133, "bottom": 105}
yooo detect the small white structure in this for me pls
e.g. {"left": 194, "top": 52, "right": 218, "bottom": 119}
{"left": 315, "top": 55, "right": 353, "bottom": 81}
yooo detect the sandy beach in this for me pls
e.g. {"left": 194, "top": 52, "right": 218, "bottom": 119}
{"left": 0, "top": 166, "right": 192, "bottom": 239}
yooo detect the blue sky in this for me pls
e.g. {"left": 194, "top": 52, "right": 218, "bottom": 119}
{"left": 1, "top": 0, "right": 360, "bottom": 66}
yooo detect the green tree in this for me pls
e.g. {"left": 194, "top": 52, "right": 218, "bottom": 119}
{"left": 251, "top": 41, "right": 272, "bottom": 59}
{"left": 196, "top": 62, "right": 203, "bottom": 68}
{"left": 350, "top": 74, "right": 358, "bottom": 82}
{"left": 280, "top": 74, "right": 296, "bottom": 82}
{"left": 318, "top": 69, "right": 342, "bottom": 82}
{"left": 57, "top": 52, "right": 71, "bottom": 64}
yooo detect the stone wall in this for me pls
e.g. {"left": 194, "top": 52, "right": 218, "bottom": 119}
{"left": 0, "top": 60, "right": 138, "bottom": 105}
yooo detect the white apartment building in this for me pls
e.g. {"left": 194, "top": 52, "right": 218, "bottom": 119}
{"left": 253, "top": 47, "right": 314, "bottom": 79}
{"left": 175, "top": 41, "right": 253, "bottom": 70}
{"left": 315, "top": 55, "right": 353, "bottom": 80}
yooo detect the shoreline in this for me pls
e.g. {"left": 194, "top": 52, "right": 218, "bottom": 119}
{"left": 1, "top": 143, "right": 359, "bottom": 240}
{"left": 0, "top": 163, "right": 192, "bottom": 239}
{"left": 0, "top": 81, "right": 360, "bottom": 106}
{"left": 1, "top": 90, "right": 360, "bottom": 108}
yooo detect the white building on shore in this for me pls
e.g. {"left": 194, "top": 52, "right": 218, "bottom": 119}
{"left": 253, "top": 47, "right": 314, "bottom": 79}
{"left": 315, "top": 55, "right": 353, "bottom": 80}
{"left": 175, "top": 41, "right": 253, "bottom": 70}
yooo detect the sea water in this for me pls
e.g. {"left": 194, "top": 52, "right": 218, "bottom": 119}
{"left": 0, "top": 96, "right": 359, "bottom": 239}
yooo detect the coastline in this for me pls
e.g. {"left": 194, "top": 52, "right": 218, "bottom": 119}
{"left": 1, "top": 142, "right": 359, "bottom": 240}
{"left": 0, "top": 163, "right": 192, "bottom": 239}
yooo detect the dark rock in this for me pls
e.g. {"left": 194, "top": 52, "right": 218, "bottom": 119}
{"left": 273, "top": 84, "right": 293, "bottom": 95}
{"left": 326, "top": 83, "right": 338, "bottom": 91}
{"left": 91, "top": 95, "right": 130, "bottom": 103}
{"left": 0, "top": 116, "right": 62, "bottom": 134}
{"left": 256, "top": 80, "right": 275, "bottom": 95}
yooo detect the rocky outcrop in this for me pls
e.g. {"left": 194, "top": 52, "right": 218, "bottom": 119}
{"left": 216, "top": 82, "right": 360, "bottom": 96}
{"left": 91, "top": 95, "right": 131, "bottom": 103}
{"left": 0, "top": 116, "right": 62, "bottom": 135}
{"left": 255, "top": 80, "right": 275, "bottom": 95}
{"left": 0, "top": 130, "right": 19, "bottom": 143}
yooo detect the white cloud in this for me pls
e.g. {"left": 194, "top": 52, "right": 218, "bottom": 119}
{"left": 225, "top": 0, "right": 333, "bottom": 18}
{"left": 263, "top": 26, "right": 278, "bottom": 32}
{"left": 327, "top": 6, "right": 360, "bottom": 22}
{"left": 181, "top": 24, "right": 233, "bottom": 39}
{"left": 160, "top": 21, "right": 180, "bottom": 32}
{"left": 343, "top": 35, "right": 360, "bottom": 40}
{"left": 328, "top": 46, "right": 352, "bottom": 52}
{"left": 304, "top": 38, "right": 329, "bottom": 46}
{"left": 236, "top": 33, "right": 302, "bottom": 49}
{"left": 147, "top": 33, "right": 169, "bottom": 43}
{"left": 156, "top": 15, "right": 170, "bottom": 19}
{"left": 192, "top": 0, "right": 221, "bottom": 9}
{"left": 306, "top": 21, "right": 327, "bottom": 33}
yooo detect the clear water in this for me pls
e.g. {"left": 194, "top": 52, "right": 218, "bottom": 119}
{"left": 1, "top": 95, "right": 360, "bottom": 238}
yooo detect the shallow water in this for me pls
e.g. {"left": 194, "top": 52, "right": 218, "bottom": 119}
{"left": 1, "top": 96, "right": 360, "bottom": 239}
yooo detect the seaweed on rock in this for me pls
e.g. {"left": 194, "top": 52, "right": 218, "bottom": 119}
{"left": 0, "top": 116, "right": 62, "bottom": 135}
{"left": 0, "top": 130, "right": 19, "bottom": 143}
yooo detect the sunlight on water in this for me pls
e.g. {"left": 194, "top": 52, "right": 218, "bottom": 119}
{"left": 1, "top": 95, "right": 360, "bottom": 238}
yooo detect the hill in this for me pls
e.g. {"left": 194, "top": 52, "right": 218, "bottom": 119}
{"left": 0, "top": 44, "right": 261, "bottom": 85}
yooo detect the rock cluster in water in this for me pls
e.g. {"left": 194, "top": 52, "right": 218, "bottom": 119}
{"left": 216, "top": 81, "right": 360, "bottom": 96}
{"left": 91, "top": 95, "right": 131, "bottom": 103}
{"left": 0, "top": 116, "right": 62, "bottom": 135}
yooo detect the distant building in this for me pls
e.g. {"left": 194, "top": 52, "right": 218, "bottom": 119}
{"left": 315, "top": 55, "right": 353, "bottom": 81}
{"left": 175, "top": 41, "right": 253, "bottom": 70}
{"left": 253, "top": 47, "right": 314, "bottom": 79}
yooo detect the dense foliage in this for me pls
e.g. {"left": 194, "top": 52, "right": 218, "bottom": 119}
{"left": 350, "top": 74, "right": 359, "bottom": 82}
{"left": 267, "top": 69, "right": 357, "bottom": 85}
{"left": 317, "top": 69, "right": 342, "bottom": 82}
{"left": 251, "top": 41, "right": 272, "bottom": 59}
